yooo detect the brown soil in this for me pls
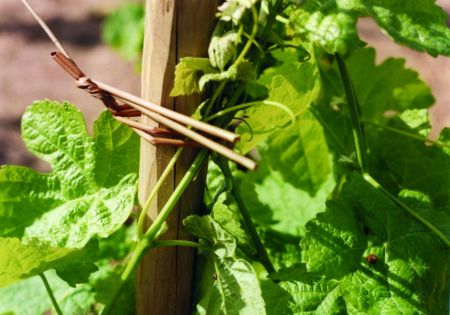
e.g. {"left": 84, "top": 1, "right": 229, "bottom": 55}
{"left": 0, "top": 0, "right": 449, "bottom": 171}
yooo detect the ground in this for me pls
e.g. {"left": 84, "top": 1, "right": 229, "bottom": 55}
{"left": 0, "top": 0, "right": 449, "bottom": 171}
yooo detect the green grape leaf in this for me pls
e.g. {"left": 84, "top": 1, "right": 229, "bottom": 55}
{"left": 291, "top": 0, "right": 365, "bottom": 54}
{"left": 0, "top": 101, "right": 139, "bottom": 286}
{"left": 343, "top": 174, "right": 448, "bottom": 314}
{"left": 345, "top": 48, "right": 434, "bottom": 120}
{"left": 260, "top": 111, "right": 331, "bottom": 193}
{"left": 205, "top": 159, "right": 314, "bottom": 270}
{"left": 238, "top": 162, "right": 335, "bottom": 237}
{"left": 94, "top": 110, "right": 140, "bottom": 188}
{"left": 0, "top": 238, "right": 91, "bottom": 288}
{"left": 300, "top": 198, "right": 366, "bottom": 278}
{"left": 209, "top": 31, "right": 239, "bottom": 70}
{"left": 55, "top": 252, "right": 98, "bottom": 288}
{"left": 260, "top": 279, "right": 296, "bottom": 315}
{"left": 184, "top": 215, "right": 266, "bottom": 315}
{"left": 237, "top": 60, "right": 321, "bottom": 153}
{"left": 258, "top": 229, "right": 302, "bottom": 270}
{"left": 170, "top": 57, "right": 216, "bottom": 96}
{"left": 102, "top": 3, "right": 145, "bottom": 61}
{"left": 373, "top": 112, "right": 450, "bottom": 212}
{"left": 280, "top": 276, "right": 345, "bottom": 314}
{"left": 363, "top": 0, "right": 450, "bottom": 56}
{"left": 218, "top": 0, "right": 257, "bottom": 24}
{"left": 283, "top": 173, "right": 449, "bottom": 314}
{"left": 317, "top": 47, "right": 434, "bottom": 155}
{"left": 211, "top": 192, "right": 256, "bottom": 256}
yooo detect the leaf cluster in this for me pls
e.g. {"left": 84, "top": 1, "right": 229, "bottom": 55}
{"left": 0, "top": 101, "right": 139, "bottom": 314}
{"left": 173, "top": 0, "right": 450, "bottom": 314}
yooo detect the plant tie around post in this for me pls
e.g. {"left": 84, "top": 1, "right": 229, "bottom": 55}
{"left": 20, "top": 0, "right": 256, "bottom": 171}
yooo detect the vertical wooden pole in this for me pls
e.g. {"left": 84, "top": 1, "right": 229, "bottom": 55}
{"left": 137, "top": 1, "right": 217, "bottom": 314}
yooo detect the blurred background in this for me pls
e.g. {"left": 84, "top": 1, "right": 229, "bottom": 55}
{"left": 0, "top": 0, "right": 143, "bottom": 171}
{"left": 1, "top": 0, "right": 449, "bottom": 171}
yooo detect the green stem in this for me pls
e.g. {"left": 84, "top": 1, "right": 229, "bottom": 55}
{"left": 336, "top": 54, "right": 368, "bottom": 173}
{"left": 39, "top": 273, "right": 63, "bottom": 315}
{"left": 205, "top": 100, "right": 295, "bottom": 123}
{"left": 107, "top": 6, "right": 260, "bottom": 313}
{"left": 107, "top": 6, "right": 260, "bottom": 314}
{"left": 152, "top": 240, "right": 201, "bottom": 249}
{"left": 143, "top": 150, "right": 209, "bottom": 241}
{"left": 234, "top": 5, "right": 259, "bottom": 65}
{"left": 103, "top": 150, "right": 209, "bottom": 314}
{"left": 204, "top": 82, "right": 227, "bottom": 118}
{"left": 363, "top": 173, "right": 450, "bottom": 248}
{"left": 241, "top": 30, "right": 264, "bottom": 55}
{"left": 362, "top": 120, "right": 450, "bottom": 150}
{"left": 137, "top": 147, "right": 184, "bottom": 239}
{"left": 216, "top": 157, "right": 275, "bottom": 273}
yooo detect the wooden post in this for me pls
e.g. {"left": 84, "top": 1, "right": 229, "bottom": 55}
{"left": 137, "top": 1, "right": 217, "bottom": 314}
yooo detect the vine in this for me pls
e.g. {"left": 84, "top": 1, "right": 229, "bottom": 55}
{"left": 0, "top": 0, "right": 449, "bottom": 314}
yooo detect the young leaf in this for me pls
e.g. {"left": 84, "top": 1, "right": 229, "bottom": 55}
{"left": 184, "top": 215, "right": 266, "bottom": 315}
{"left": 363, "top": 0, "right": 450, "bottom": 56}
{"left": 208, "top": 31, "right": 239, "bottom": 70}
{"left": 0, "top": 101, "right": 139, "bottom": 285}
{"left": 170, "top": 57, "right": 216, "bottom": 96}
{"left": 398, "top": 108, "right": 430, "bottom": 134}
{"left": 218, "top": 0, "right": 257, "bottom": 24}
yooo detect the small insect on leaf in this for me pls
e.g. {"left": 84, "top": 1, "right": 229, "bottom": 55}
{"left": 212, "top": 272, "right": 218, "bottom": 280}
{"left": 366, "top": 253, "right": 378, "bottom": 265}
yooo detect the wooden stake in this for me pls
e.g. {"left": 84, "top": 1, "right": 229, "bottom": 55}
{"left": 137, "top": 1, "right": 218, "bottom": 314}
